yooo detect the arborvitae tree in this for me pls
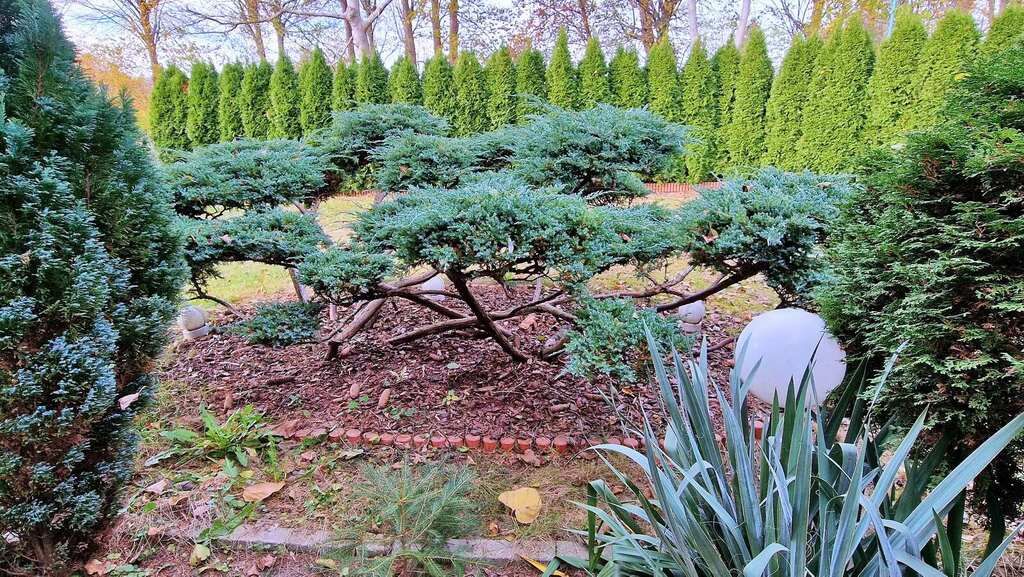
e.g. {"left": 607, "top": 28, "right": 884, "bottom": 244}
{"left": 862, "top": 8, "right": 927, "bottom": 146}
{"left": 679, "top": 39, "right": 718, "bottom": 181}
{"left": 388, "top": 56, "right": 422, "bottom": 104}
{"left": 609, "top": 46, "right": 647, "bottom": 108}
{"left": 902, "top": 10, "right": 978, "bottom": 130}
{"left": 454, "top": 51, "right": 489, "bottom": 134}
{"left": 981, "top": 5, "right": 1024, "bottom": 56}
{"left": 547, "top": 28, "right": 579, "bottom": 109}
{"left": 647, "top": 36, "right": 683, "bottom": 122}
{"left": 515, "top": 46, "right": 547, "bottom": 119}
{"left": 240, "top": 61, "right": 273, "bottom": 139}
{"left": 711, "top": 39, "right": 740, "bottom": 171}
{"left": 423, "top": 55, "right": 458, "bottom": 125}
{"left": 150, "top": 64, "right": 190, "bottom": 155}
{"left": 332, "top": 60, "right": 356, "bottom": 110}
{"left": 186, "top": 61, "right": 220, "bottom": 147}
{"left": 723, "top": 26, "right": 774, "bottom": 169}
{"left": 298, "top": 47, "right": 333, "bottom": 134}
{"left": 486, "top": 46, "right": 517, "bottom": 128}
{"left": 218, "top": 62, "right": 244, "bottom": 141}
{"left": 797, "top": 17, "right": 874, "bottom": 172}
{"left": 0, "top": 1, "right": 186, "bottom": 573}
{"left": 763, "top": 35, "right": 821, "bottom": 169}
{"left": 356, "top": 51, "right": 390, "bottom": 104}
{"left": 578, "top": 36, "right": 611, "bottom": 107}
{"left": 269, "top": 55, "right": 301, "bottom": 138}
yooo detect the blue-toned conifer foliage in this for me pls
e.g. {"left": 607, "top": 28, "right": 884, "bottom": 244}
{"left": 0, "top": 1, "right": 186, "bottom": 573}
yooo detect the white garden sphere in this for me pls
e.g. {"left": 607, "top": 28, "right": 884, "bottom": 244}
{"left": 735, "top": 308, "right": 846, "bottom": 407}
{"left": 178, "top": 306, "right": 208, "bottom": 331}
{"left": 677, "top": 300, "right": 707, "bottom": 324}
{"left": 421, "top": 274, "right": 447, "bottom": 302}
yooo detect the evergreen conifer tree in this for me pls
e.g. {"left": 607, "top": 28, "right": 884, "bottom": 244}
{"left": 298, "top": 47, "right": 333, "bottom": 134}
{"left": 0, "top": 1, "right": 186, "bottom": 573}
{"left": 609, "top": 46, "right": 647, "bottom": 108}
{"left": 356, "top": 51, "right": 390, "bottom": 104}
{"left": 453, "top": 51, "right": 489, "bottom": 134}
{"left": 711, "top": 39, "right": 740, "bottom": 170}
{"left": 269, "top": 54, "right": 301, "bottom": 138}
{"left": 423, "top": 55, "right": 458, "bottom": 125}
{"left": 981, "top": 5, "right": 1024, "bottom": 56}
{"left": 647, "top": 36, "right": 683, "bottom": 122}
{"left": 332, "top": 59, "right": 356, "bottom": 110}
{"left": 186, "top": 61, "right": 220, "bottom": 147}
{"left": 547, "top": 28, "right": 579, "bottom": 109}
{"left": 388, "top": 56, "right": 422, "bottom": 104}
{"left": 797, "top": 17, "right": 874, "bottom": 172}
{"left": 150, "top": 64, "right": 190, "bottom": 155}
{"left": 240, "top": 61, "right": 273, "bottom": 139}
{"left": 486, "top": 46, "right": 517, "bottom": 128}
{"left": 723, "top": 26, "right": 774, "bottom": 169}
{"left": 218, "top": 62, "right": 244, "bottom": 141}
{"left": 515, "top": 46, "right": 547, "bottom": 119}
{"left": 578, "top": 36, "right": 611, "bottom": 107}
{"left": 680, "top": 39, "right": 718, "bottom": 181}
{"left": 862, "top": 8, "right": 927, "bottom": 146}
{"left": 763, "top": 36, "right": 821, "bottom": 168}
{"left": 902, "top": 9, "right": 978, "bottom": 130}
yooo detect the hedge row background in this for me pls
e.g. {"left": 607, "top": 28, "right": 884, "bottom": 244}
{"left": 151, "top": 8, "right": 1024, "bottom": 179}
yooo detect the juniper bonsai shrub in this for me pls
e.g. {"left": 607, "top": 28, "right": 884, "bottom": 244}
{"left": 225, "top": 301, "right": 324, "bottom": 346}
{"left": 0, "top": 0, "right": 186, "bottom": 573}
{"left": 818, "top": 39, "right": 1024, "bottom": 549}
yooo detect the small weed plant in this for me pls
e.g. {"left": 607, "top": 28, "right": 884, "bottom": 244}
{"left": 152, "top": 406, "right": 279, "bottom": 469}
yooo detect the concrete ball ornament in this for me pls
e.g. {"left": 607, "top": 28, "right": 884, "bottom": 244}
{"left": 735, "top": 308, "right": 846, "bottom": 407}
{"left": 421, "top": 274, "right": 447, "bottom": 302}
{"left": 178, "top": 306, "right": 210, "bottom": 339}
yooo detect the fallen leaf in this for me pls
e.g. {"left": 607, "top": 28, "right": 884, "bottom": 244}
{"left": 144, "top": 478, "right": 169, "bottom": 495}
{"left": 518, "top": 314, "right": 537, "bottom": 331}
{"left": 270, "top": 419, "right": 299, "bottom": 438}
{"left": 84, "top": 559, "right": 113, "bottom": 575}
{"left": 118, "top": 393, "right": 140, "bottom": 410}
{"left": 242, "top": 481, "right": 285, "bottom": 502}
{"left": 521, "top": 555, "right": 567, "bottom": 577}
{"left": 189, "top": 543, "right": 211, "bottom": 566}
{"left": 258, "top": 554, "right": 277, "bottom": 569}
{"left": 498, "top": 487, "right": 542, "bottom": 524}
{"left": 315, "top": 558, "right": 339, "bottom": 570}
{"left": 377, "top": 388, "right": 391, "bottom": 408}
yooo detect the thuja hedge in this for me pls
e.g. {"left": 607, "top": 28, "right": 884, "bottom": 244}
{"left": 0, "top": 0, "right": 186, "bottom": 573}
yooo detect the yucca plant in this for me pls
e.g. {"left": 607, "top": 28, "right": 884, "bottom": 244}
{"left": 555, "top": 335, "right": 1024, "bottom": 577}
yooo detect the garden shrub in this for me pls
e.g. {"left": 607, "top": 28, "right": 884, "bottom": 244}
{"left": 981, "top": 5, "right": 1024, "bottom": 56}
{"left": 711, "top": 38, "right": 740, "bottom": 171}
{"left": 355, "top": 51, "right": 389, "bottom": 105}
{"left": 298, "top": 47, "right": 334, "bottom": 134}
{"left": 546, "top": 28, "right": 578, "bottom": 109}
{"left": 240, "top": 61, "right": 273, "bottom": 139}
{"left": 724, "top": 26, "right": 773, "bottom": 171}
{"left": 225, "top": 301, "right": 324, "bottom": 346}
{"left": 762, "top": 35, "right": 820, "bottom": 169}
{"left": 646, "top": 36, "right": 683, "bottom": 123}
{"left": 422, "top": 55, "right": 458, "bottom": 125}
{"left": 515, "top": 46, "right": 547, "bottom": 119}
{"left": 372, "top": 132, "right": 480, "bottom": 192}
{"left": 862, "top": 7, "right": 927, "bottom": 146}
{"left": 578, "top": 36, "right": 610, "bottom": 108}
{"left": 0, "top": 0, "right": 186, "bottom": 572}
{"left": 218, "top": 62, "right": 244, "bottom": 141}
{"left": 680, "top": 39, "right": 718, "bottom": 183}
{"left": 902, "top": 9, "right": 978, "bottom": 131}
{"left": 269, "top": 54, "right": 301, "bottom": 138}
{"left": 608, "top": 46, "right": 647, "bottom": 109}
{"left": 453, "top": 51, "right": 488, "bottom": 135}
{"left": 186, "top": 61, "right": 220, "bottom": 147}
{"left": 332, "top": 59, "right": 356, "bottom": 111}
{"left": 150, "top": 64, "right": 190, "bottom": 157}
{"left": 485, "top": 46, "right": 517, "bottom": 128}
{"left": 818, "top": 39, "right": 1024, "bottom": 546}
{"left": 387, "top": 55, "right": 422, "bottom": 105}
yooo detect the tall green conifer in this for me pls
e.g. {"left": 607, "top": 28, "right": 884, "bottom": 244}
{"left": 578, "top": 36, "right": 611, "bottom": 107}
{"left": 240, "top": 61, "right": 272, "bottom": 139}
{"left": 723, "top": 26, "right": 774, "bottom": 169}
{"left": 902, "top": 10, "right": 978, "bottom": 130}
{"left": 981, "top": 6, "right": 1024, "bottom": 56}
{"left": 269, "top": 54, "right": 301, "bottom": 138}
{"left": 797, "top": 17, "right": 874, "bottom": 172}
{"left": 711, "top": 39, "right": 740, "bottom": 170}
{"left": 547, "top": 28, "right": 579, "bottom": 109}
{"left": 680, "top": 39, "right": 717, "bottom": 181}
{"left": 486, "top": 46, "right": 517, "bottom": 128}
{"left": 299, "top": 48, "right": 333, "bottom": 134}
{"left": 218, "top": 62, "right": 244, "bottom": 141}
{"left": 423, "top": 55, "right": 458, "bottom": 125}
{"left": 515, "top": 47, "right": 547, "bottom": 119}
{"left": 332, "top": 60, "right": 356, "bottom": 110}
{"left": 609, "top": 46, "right": 647, "bottom": 108}
{"left": 453, "top": 51, "right": 488, "bottom": 134}
{"left": 388, "top": 56, "right": 422, "bottom": 104}
{"left": 186, "top": 61, "right": 219, "bottom": 147}
{"left": 647, "top": 36, "right": 683, "bottom": 122}
{"left": 150, "top": 64, "right": 190, "bottom": 155}
{"left": 862, "top": 8, "right": 927, "bottom": 146}
{"left": 356, "top": 52, "right": 390, "bottom": 104}
{"left": 763, "top": 36, "right": 821, "bottom": 168}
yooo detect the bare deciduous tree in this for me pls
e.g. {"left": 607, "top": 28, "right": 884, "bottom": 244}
{"left": 75, "top": 0, "right": 171, "bottom": 78}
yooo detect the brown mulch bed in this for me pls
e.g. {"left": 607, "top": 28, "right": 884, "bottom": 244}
{"left": 162, "top": 283, "right": 743, "bottom": 441}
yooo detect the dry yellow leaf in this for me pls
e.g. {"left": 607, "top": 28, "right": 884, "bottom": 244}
{"left": 521, "top": 555, "right": 567, "bottom": 576}
{"left": 498, "top": 487, "right": 542, "bottom": 524}
{"left": 242, "top": 481, "right": 285, "bottom": 502}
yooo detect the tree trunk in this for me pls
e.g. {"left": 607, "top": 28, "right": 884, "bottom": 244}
{"left": 807, "top": 0, "right": 825, "bottom": 36}
{"left": 430, "top": 0, "right": 443, "bottom": 57}
{"left": 244, "top": 0, "right": 268, "bottom": 61}
{"left": 638, "top": 0, "right": 656, "bottom": 52}
{"left": 578, "top": 0, "right": 592, "bottom": 38}
{"left": 399, "top": 0, "right": 417, "bottom": 61}
{"left": 271, "top": 14, "right": 286, "bottom": 55}
{"left": 139, "top": 2, "right": 161, "bottom": 79}
{"left": 687, "top": 0, "right": 699, "bottom": 41}
{"left": 736, "top": 0, "right": 751, "bottom": 46}
{"left": 448, "top": 0, "right": 459, "bottom": 63}
{"left": 449, "top": 274, "right": 527, "bottom": 362}
{"left": 344, "top": 18, "right": 357, "bottom": 62}
{"left": 342, "top": 0, "right": 373, "bottom": 58}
